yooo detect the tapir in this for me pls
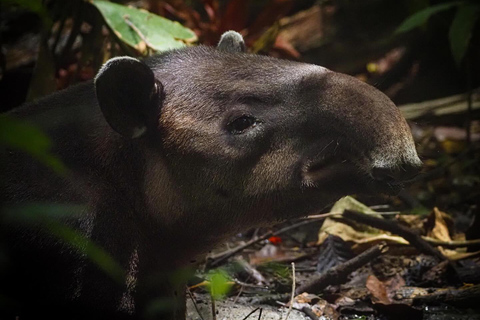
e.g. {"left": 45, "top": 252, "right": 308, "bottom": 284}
{"left": 0, "top": 31, "right": 422, "bottom": 319}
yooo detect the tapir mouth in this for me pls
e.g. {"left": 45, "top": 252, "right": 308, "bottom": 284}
{"left": 302, "top": 157, "right": 363, "bottom": 189}
{"left": 302, "top": 156, "right": 413, "bottom": 196}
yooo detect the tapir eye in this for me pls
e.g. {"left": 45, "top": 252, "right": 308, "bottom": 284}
{"left": 227, "top": 115, "right": 258, "bottom": 134}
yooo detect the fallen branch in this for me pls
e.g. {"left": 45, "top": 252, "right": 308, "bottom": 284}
{"left": 295, "top": 242, "right": 388, "bottom": 295}
{"left": 240, "top": 307, "right": 261, "bottom": 320}
{"left": 343, "top": 210, "right": 447, "bottom": 262}
{"left": 186, "top": 286, "right": 205, "bottom": 320}
{"left": 207, "top": 217, "right": 326, "bottom": 268}
{"left": 412, "top": 284, "right": 480, "bottom": 306}
{"left": 399, "top": 88, "right": 480, "bottom": 120}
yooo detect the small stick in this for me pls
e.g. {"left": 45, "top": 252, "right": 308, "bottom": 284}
{"left": 208, "top": 218, "right": 324, "bottom": 268}
{"left": 295, "top": 242, "right": 388, "bottom": 295}
{"left": 235, "top": 256, "right": 269, "bottom": 285}
{"left": 240, "top": 307, "right": 260, "bottom": 320}
{"left": 343, "top": 210, "right": 446, "bottom": 261}
{"left": 186, "top": 287, "right": 205, "bottom": 320}
{"left": 209, "top": 286, "right": 217, "bottom": 320}
{"left": 423, "top": 237, "right": 480, "bottom": 249}
{"left": 284, "top": 262, "right": 296, "bottom": 320}
{"left": 413, "top": 284, "right": 480, "bottom": 305}
{"left": 258, "top": 308, "right": 263, "bottom": 320}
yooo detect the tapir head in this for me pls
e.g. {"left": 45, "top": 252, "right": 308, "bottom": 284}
{"left": 95, "top": 32, "right": 421, "bottom": 232}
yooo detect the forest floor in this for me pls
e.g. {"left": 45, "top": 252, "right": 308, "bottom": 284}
{"left": 186, "top": 92, "right": 480, "bottom": 320}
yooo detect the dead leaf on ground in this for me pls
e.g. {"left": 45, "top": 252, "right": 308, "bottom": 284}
{"left": 427, "top": 207, "right": 452, "bottom": 242}
{"left": 366, "top": 274, "right": 406, "bottom": 305}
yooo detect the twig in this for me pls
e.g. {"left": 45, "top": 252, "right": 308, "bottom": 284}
{"left": 211, "top": 292, "right": 216, "bottom": 320}
{"left": 240, "top": 307, "right": 260, "bottom": 320}
{"left": 186, "top": 286, "right": 205, "bottom": 320}
{"left": 208, "top": 210, "right": 401, "bottom": 268}
{"left": 232, "top": 280, "right": 244, "bottom": 305}
{"left": 306, "top": 211, "right": 400, "bottom": 219}
{"left": 258, "top": 308, "right": 263, "bottom": 320}
{"left": 398, "top": 88, "right": 480, "bottom": 120}
{"left": 232, "top": 278, "right": 269, "bottom": 290}
{"left": 285, "top": 262, "right": 296, "bottom": 320}
{"left": 413, "top": 284, "right": 480, "bottom": 306}
{"left": 343, "top": 210, "right": 447, "bottom": 262}
{"left": 304, "top": 212, "right": 343, "bottom": 219}
{"left": 235, "top": 256, "right": 269, "bottom": 285}
{"left": 295, "top": 242, "right": 388, "bottom": 295}
{"left": 422, "top": 237, "right": 480, "bottom": 249}
{"left": 207, "top": 218, "right": 323, "bottom": 268}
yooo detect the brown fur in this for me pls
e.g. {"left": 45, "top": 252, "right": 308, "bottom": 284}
{"left": 0, "top": 33, "right": 421, "bottom": 319}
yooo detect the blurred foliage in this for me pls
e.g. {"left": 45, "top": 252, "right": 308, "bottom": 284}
{"left": 207, "top": 269, "right": 232, "bottom": 299}
{"left": 0, "top": 114, "right": 66, "bottom": 174}
{"left": 1, "top": 0, "right": 197, "bottom": 100}
{"left": 3, "top": 203, "right": 126, "bottom": 283}
{"left": 1, "top": 0, "right": 51, "bottom": 26}
{"left": 396, "top": 1, "right": 480, "bottom": 66}
{"left": 0, "top": 0, "right": 300, "bottom": 101}
{"left": 153, "top": 0, "right": 298, "bottom": 55}
{"left": 0, "top": 115, "right": 125, "bottom": 282}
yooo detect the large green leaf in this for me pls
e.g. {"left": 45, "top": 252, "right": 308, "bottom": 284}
{"left": 396, "top": 2, "right": 463, "bottom": 34}
{"left": 449, "top": 3, "right": 480, "bottom": 65}
{"left": 92, "top": 1, "right": 197, "bottom": 54}
{"left": 208, "top": 269, "right": 232, "bottom": 299}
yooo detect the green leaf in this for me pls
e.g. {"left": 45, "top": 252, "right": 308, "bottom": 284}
{"left": 0, "top": 115, "right": 67, "bottom": 175}
{"left": 91, "top": 0, "right": 197, "bottom": 54}
{"left": 449, "top": 3, "right": 480, "bottom": 65}
{"left": 395, "top": 2, "right": 463, "bottom": 34}
{"left": 2, "top": 203, "right": 85, "bottom": 224}
{"left": 208, "top": 270, "right": 232, "bottom": 299}
{"left": 3, "top": 204, "right": 125, "bottom": 284}
{"left": 47, "top": 221, "right": 125, "bottom": 283}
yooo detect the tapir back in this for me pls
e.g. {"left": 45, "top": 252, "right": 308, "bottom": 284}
{"left": 1, "top": 81, "right": 144, "bottom": 318}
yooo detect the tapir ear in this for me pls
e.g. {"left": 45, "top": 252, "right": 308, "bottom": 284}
{"left": 217, "top": 31, "right": 246, "bottom": 53}
{"left": 95, "top": 56, "right": 162, "bottom": 138}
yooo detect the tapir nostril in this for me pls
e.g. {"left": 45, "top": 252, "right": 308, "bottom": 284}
{"left": 371, "top": 163, "right": 421, "bottom": 184}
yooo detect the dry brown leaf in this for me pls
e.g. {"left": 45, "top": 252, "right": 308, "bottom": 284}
{"left": 366, "top": 274, "right": 390, "bottom": 304}
{"left": 366, "top": 274, "right": 406, "bottom": 305}
{"left": 295, "top": 292, "right": 321, "bottom": 304}
{"left": 396, "top": 214, "right": 424, "bottom": 233}
{"left": 311, "top": 299, "right": 339, "bottom": 319}
{"left": 438, "top": 248, "right": 480, "bottom": 260}
{"left": 428, "top": 207, "right": 452, "bottom": 242}
{"left": 318, "top": 196, "right": 384, "bottom": 245}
